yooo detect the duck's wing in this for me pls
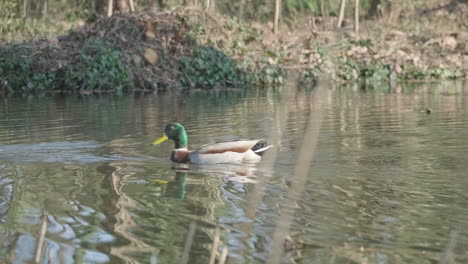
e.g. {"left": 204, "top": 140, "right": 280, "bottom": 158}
{"left": 195, "top": 140, "right": 261, "bottom": 154}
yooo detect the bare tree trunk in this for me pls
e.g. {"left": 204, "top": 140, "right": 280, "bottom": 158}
{"left": 239, "top": 0, "right": 246, "bottom": 20}
{"left": 107, "top": 0, "right": 113, "bottom": 17}
{"left": 42, "top": 0, "right": 48, "bottom": 18}
{"left": 128, "top": 0, "right": 135, "bottom": 12}
{"left": 211, "top": 0, "right": 215, "bottom": 11}
{"left": 205, "top": 0, "right": 210, "bottom": 10}
{"left": 274, "top": 0, "right": 281, "bottom": 34}
{"left": 337, "top": 0, "right": 346, "bottom": 28}
{"left": 387, "top": 0, "right": 401, "bottom": 24}
{"left": 354, "top": 0, "right": 359, "bottom": 33}
{"left": 319, "top": 0, "right": 325, "bottom": 17}
{"left": 324, "top": 0, "right": 331, "bottom": 29}
{"left": 115, "top": 0, "right": 130, "bottom": 13}
{"left": 369, "top": 0, "right": 381, "bottom": 17}
{"left": 23, "top": 0, "right": 29, "bottom": 18}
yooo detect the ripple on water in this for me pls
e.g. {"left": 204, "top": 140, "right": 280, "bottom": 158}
{"left": 1, "top": 83, "right": 468, "bottom": 263}
{"left": 0, "top": 141, "right": 149, "bottom": 164}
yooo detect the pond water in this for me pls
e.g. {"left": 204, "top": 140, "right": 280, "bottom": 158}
{"left": 1, "top": 80, "right": 468, "bottom": 264}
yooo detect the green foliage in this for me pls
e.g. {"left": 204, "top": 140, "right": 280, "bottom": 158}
{"left": 299, "top": 66, "right": 321, "bottom": 89}
{"left": 337, "top": 57, "right": 391, "bottom": 82}
{"left": 0, "top": 38, "right": 130, "bottom": 94}
{"left": 30, "top": 72, "right": 57, "bottom": 91}
{"left": 360, "top": 63, "right": 391, "bottom": 83}
{"left": 185, "top": 24, "right": 206, "bottom": 45}
{"left": 179, "top": 45, "right": 246, "bottom": 89}
{"left": 336, "top": 57, "right": 465, "bottom": 83}
{"left": 251, "top": 65, "right": 287, "bottom": 86}
{"left": 427, "top": 68, "right": 465, "bottom": 79}
{"left": 0, "top": 0, "right": 22, "bottom": 37}
{"left": 337, "top": 56, "right": 360, "bottom": 81}
{"left": 0, "top": 0, "right": 93, "bottom": 42}
{"left": 0, "top": 0, "right": 23, "bottom": 35}
{"left": 350, "top": 39, "right": 373, "bottom": 47}
{"left": 0, "top": 45, "right": 57, "bottom": 93}
{"left": 0, "top": 45, "right": 32, "bottom": 91}
{"left": 227, "top": 18, "right": 263, "bottom": 45}
{"left": 64, "top": 38, "right": 130, "bottom": 92}
{"left": 400, "top": 66, "right": 426, "bottom": 80}
{"left": 186, "top": 16, "right": 263, "bottom": 60}
{"left": 401, "top": 66, "right": 466, "bottom": 80}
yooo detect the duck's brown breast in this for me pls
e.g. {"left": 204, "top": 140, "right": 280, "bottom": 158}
{"left": 170, "top": 149, "right": 191, "bottom": 163}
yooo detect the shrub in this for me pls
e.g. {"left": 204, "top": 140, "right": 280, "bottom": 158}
{"left": 401, "top": 66, "right": 465, "bottom": 80}
{"left": 299, "top": 66, "right": 321, "bottom": 89}
{"left": 0, "top": 38, "right": 130, "bottom": 94}
{"left": 64, "top": 38, "right": 130, "bottom": 92}
{"left": 360, "top": 63, "right": 391, "bottom": 83}
{"left": 0, "top": 45, "right": 56, "bottom": 93}
{"left": 179, "top": 45, "right": 246, "bottom": 89}
{"left": 252, "top": 64, "right": 287, "bottom": 86}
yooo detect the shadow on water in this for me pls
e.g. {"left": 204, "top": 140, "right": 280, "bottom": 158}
{"left": 1, "top": 79, "right": 468, "bottom": 263}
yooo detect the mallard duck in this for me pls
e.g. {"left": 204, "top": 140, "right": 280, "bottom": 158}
{"left": 153, "top": 123, "right": 272, "bottom": 164}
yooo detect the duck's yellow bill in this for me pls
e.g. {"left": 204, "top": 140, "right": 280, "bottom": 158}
{"left": 153, "top": 134, "right": 168, "bottom": 145}
{"left": 153, "top": 179, "right": 169, "bottom": 184}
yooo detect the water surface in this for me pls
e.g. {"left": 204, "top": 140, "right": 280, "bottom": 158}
{"left": 1, "top": 81, "right": 468, "bottom": 263}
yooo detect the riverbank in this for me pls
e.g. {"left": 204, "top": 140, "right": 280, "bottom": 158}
{"left": 0, "top": 1, "right": 467, "bottom": 95}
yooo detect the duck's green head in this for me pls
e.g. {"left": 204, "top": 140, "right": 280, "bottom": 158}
{"left": 153, "top": 123, "right": 188, "bottom": 149}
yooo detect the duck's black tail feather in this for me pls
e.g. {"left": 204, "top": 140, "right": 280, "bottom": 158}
{"left": 251, "top": 140, "right": 273, "bottom": 156}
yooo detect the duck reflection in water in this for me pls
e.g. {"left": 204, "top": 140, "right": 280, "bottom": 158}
{"left": 152, "top": 170, "right": 188, "bottom": 200}
{"left": 152, "top": 162, "right": 259, "bottom": 200}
